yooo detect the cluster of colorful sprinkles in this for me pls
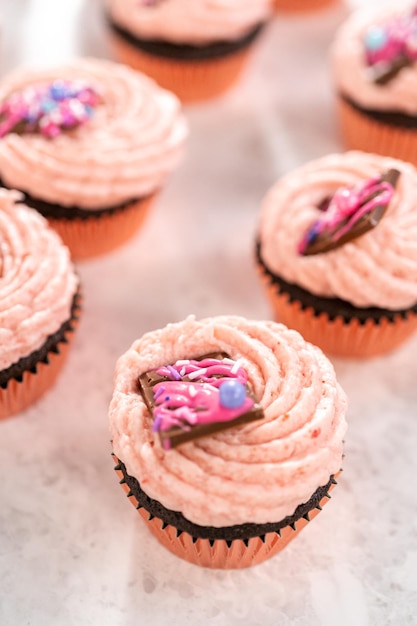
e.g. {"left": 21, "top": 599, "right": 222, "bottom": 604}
{"left": 298, "top": 168, "right": 400, "bottom": 256}
{"left": 147, "top": 356, "right": 260, "bottom": 449}
{"left": 364, "top": 5, "right": 417, "bottom": 84}
{"left": 0, "top": 79, "right": 100, "bottom": 139}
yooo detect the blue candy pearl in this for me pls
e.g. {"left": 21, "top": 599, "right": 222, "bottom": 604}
{"left": 50, "top": 81, "right": 68, "bottom": 101}
{"left": 364, "top": 26, "right": 387, "bottom": 51}
{"left": 219, "top": 380, "right": 246, "bottom": 409}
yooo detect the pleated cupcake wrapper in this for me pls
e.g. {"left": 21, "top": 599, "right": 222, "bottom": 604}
{"left": 337, "top": 97, "right": 417, "bottom": 167}
{"left": 47, "top": 196, "right": 155, "bottom": 261}
{"left": 112, "top": 453, "right": 338, "bottom": 569}
{"left": 274, "top": 0, "right": 337, "bottom": 12}
{"left": 258, "top": 263, "right": 417, "bottom": 358}
{"left": 0, "top": 293, "right": 81, "bottom": 419}
{"left": 109, "top": 32, "right": 254, "bottom": 104}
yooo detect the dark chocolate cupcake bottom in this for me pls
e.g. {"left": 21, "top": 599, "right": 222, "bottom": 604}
{"left": 0, "top": 180, "right": 155, "bottom": 260}
{"left": 337, "top": 93, "right": 417, "bottom": 166}
{"left": 113, "top": 453, "right": 338, "bottom": 569}
{"left": 0, "top": 290, "right": 81, "bottom": 418}
{"left": 106, "top": 17, "right": 266, "bottom": 102}
{"left": 106, "top": 18, "right": 264, "bottom": 62}
{"left": 257, "top": 243, "right": 417, "bottom": 357}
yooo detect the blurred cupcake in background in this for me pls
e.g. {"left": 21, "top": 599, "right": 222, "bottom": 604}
{"left": 274, "top": 0, "right": 339, "bottom": 13}
{"left": 0, "top": 190, "right": 80, "bottom": 419}
{"left": 106, "top": 0, "right": 272, "bottom": 103}
{"left": 332, "top": 2, "right": 417, "bottom": 165}
{"left": 256, "top": 151, "right": 417, "bottom": 358}
{"left": 0, "top": 58, "right": 187, "bottom": 259}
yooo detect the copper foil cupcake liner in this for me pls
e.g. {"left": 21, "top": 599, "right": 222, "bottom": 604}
{"left": 0, "top": 292, "right": 81, "bottom": 419}
{"left": 259, "top": 265, "right": 417, "bottom": 358}
{"left": 47, "top": 196, "right": 155, "bottom": 261}
{"left": 274, "top": 0, "right": 337, "bottom": 12}
{"left": 109, "top": 32, "right": 254, "bottom": 103}
{"left": 337, "top": 96, "right": 417, "bottom": 167}
{"left": 112, "top": 453, "right": 338, "bottom": 569}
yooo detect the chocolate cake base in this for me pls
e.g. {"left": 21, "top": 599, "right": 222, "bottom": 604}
{"left": 0, "top": 178, "right": 144, "bottom": 221}
{"left": 0, "top": 290, "right": 81, "bottom": 389}
{"left": 256, "top": 241, "right": 417, "bottom": 325}
{"left": 340, "top": 93, "right": 417, "bottom": 130}
{"left": 106, "top": 17, "right": 265, "bottom": 62}
{"left": 114, "top": 454, "right": 336, "bottom": 544}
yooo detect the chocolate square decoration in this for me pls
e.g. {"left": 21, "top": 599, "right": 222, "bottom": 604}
{"left": 300, "top": 168, "right": 400, "bottom": 256}
{"left": 138, "top": 352, "right": 264, "bottom": 450}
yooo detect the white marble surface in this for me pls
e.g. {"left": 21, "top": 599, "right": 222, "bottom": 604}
{"left": 1, "top": 1, "right": 417, "bottom": 625}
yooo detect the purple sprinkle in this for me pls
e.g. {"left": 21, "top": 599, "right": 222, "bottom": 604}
{"left": 166, "top": 365, "right": 181, "bottom": 380}
{"left": 153, "top": 386, "right": 164, "bottom": 400}
{"left": 152, "top": 414, "right": 162, "bottom": 432}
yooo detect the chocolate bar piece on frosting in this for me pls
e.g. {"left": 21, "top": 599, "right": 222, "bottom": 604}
{"left": 138, "top": 352, "right": 263, "bottom": 449}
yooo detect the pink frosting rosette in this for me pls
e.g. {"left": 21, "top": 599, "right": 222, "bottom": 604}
{"left": 0, "top": 58, "right": 188, "bottom": 210}
{"left": 0, "top": 189, "right": 78, "bottom": 371}
{"left": 109, "top": 315, "right": 347, "bottom": 528}
{"left": 260, "top": 151, "right": 417, "bottom": 310}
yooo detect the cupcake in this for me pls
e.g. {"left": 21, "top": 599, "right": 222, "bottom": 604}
{"left": 0, "top": 58, "right": 187, "bottom": 260}
{"left": 106, "top": 0, "right": 272, "bottom": 103}
{"left": 332, "top": 2, "right": 417, "bottom": 165}
{"left": 109, "top": 315, "right": 347, "bottom": 569}
{"left": 256, "top": 151, "right": 417, "bottom": 358}
{"left": 0, "top": 189, "right": 80, "bottom": 419}
{"left": 274, "top": 0, "right": 337, "bottom": 13}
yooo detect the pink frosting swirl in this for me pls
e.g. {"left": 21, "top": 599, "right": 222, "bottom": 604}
{"left": 331, "top": 2, "right": 417, "bottom": 115}
{"left": 0, "top": 190, "right": 79, "bottom": 371}
{"left": 259, "top": 151, "right": 417, "bottom": 310}
{"left": 109, "top": 315, "right": 347, "bottom": 527}
{"left": 108, "top": 0, "right": 272, "bottom": 45}
{"left": 0, "top": 58, "right": 188, "bottom": 209}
